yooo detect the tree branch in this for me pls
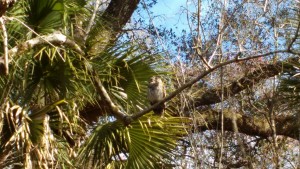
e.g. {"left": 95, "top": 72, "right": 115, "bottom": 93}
{"left": 130, "top": 50, "right": 291, "bottom": 120}
{"left": 195, "top": 109, "right": 299, "bottom": 140}
{"left": 84, "top": 0, "right": 101, "bottom": 40}
{"left": 101, "top": 0, "right": 140, "bottom": 33}
{"left": 288, "top": 17, "right": 300, "bottom": 51}
{"left": 0, "top": 32, "right": 84, "bottom": 66}
{"left": 193, "top": 62, "right": 288, "bottom": 106}
{"left": 90, "top": 70, "right": 128, "bottom": 121}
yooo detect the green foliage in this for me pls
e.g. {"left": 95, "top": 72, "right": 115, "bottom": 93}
{"left": 2, "top": 0, "right": 299, "bottom": 168}
{"left": 25, "top": 0, "right": 64, "bottom": 34}
{"left": 279, "top": 61, "right": 300, "bottom": 108}
{"left": 126, "top": 116, "right": 189, "bottom": 169}
{"left": 0, "top": 0, "right": 184, "bottom": 168}
{"left": 78, "top": 116, "right": 189, "bottom": 169}
{"left": 93, "top": 45, "right": 159, "bottom": 112}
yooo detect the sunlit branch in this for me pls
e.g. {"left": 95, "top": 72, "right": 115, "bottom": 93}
{"left": 195, "top": 47, "right": 212, "bottom": 69}
{"left": 0, "top": 32, "right": 84, "bottom": 66}
{"left": 91, "top": 70, "right": 128, "bottom": 121}
{"left": 7, "top": 16, "right": 67, "bottom": 60}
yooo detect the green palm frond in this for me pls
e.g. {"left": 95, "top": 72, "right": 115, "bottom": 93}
{"left": 4, "top": 2, "right": 27, "bottom": 47}
{"left": 85, "top": 20, "right": 108, "bottom": 54}
{"left": 77, "top": 121, "right": 128, "bottom": 168}
{"left": 115, "top": 50, "right": 158, "bottom": 109}
{"left": 21, "top": 47, "right": 95, "bottom": 104}
{"left": 126, "top": 117, "right": 188, "bottom": 169}
{"left": 25, "top": 0, "right": 64, "bottom": 34}
{"left": 91, "top": 44, "right": 164, "bottom": 114}
{"left": 62, "top": 0, "right": 88, "bottom": 37}
{"left": 77, "top": 116, "right": 190, "bottom": 169}
{"left": 0, "top": 0, "right": 175, "bottom": 168}
{"left": 279, "top": 61, "right": 300, "bottom": 108}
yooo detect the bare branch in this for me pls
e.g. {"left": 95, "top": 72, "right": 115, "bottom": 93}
{"left": 195, "top": 47, "right": 212, "bottom": 69}
{"left": 91, "top": 70, "right": 127, "bottom": 121}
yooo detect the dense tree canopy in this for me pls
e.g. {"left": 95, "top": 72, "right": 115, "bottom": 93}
{"left": 0, "top": 0, "right": 299, "bottom": 168}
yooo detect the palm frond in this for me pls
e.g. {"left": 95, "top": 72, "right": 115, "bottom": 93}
{"left": 77, "top": 121, "right": 128, "bottom": 168}
{"left": 126, "top": 117, "right": 188, "bottom": 169}
{"left": 77, "top": 116, "right": 190, "bottom": 169}
{"left": 91, "top": 44, "right": 163, "bottom": 114}
{"left": 25, "top": 0, "right": 64, "bottom": 34}
{"left": 279, "top": 61, "right": 300, "bottom": 108}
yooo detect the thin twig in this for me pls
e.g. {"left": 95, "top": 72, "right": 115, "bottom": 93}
{"left": 263, "top": 0, "right": 268, "bottom": 12}
{"left": 84, "top": 0, "right": 101, "bottom": 40}
{"left": 207, "top": 3, "right": 245, "bottom": 65}
{"left": 195, "top": 47, "right": 212, "bottom": 69}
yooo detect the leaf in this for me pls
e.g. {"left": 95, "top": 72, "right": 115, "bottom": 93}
{"left": 25, "top": 0, "right": 64, "bottom": 34}
{"left": 77, "top": 116, "right": 190, "bottom": 169}
{"left": 30, "top": 99, "right": 66, "bottom": 119}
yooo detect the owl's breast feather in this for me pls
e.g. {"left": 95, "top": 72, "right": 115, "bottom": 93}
{"left": 148, "top": 88, "right": 164, "bottom": 103}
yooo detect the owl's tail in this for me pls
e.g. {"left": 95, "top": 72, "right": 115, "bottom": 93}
{"left": 153, "top": 103, "right": 165, "bottom": 116}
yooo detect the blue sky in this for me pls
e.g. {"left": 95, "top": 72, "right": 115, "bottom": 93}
{"left": 151, "top": 0, "right": 184, "bottom": 20}
{"left": 139, "top": 0, "right": 210, "bottom": 35}
{"left": 145, "top": 0, "right": 190, "bottom": 33}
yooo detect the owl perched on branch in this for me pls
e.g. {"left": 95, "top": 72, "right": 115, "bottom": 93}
{"left": 147, "top": 76, "right": 166, "bottom": 116}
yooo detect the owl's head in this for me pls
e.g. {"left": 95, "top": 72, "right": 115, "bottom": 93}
{"left": 148, "top": 76, "right": 162, "bottom": 86}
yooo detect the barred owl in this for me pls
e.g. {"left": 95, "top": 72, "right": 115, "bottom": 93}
{"left": 147, "top": 76, "right": 166, "bottom": 115}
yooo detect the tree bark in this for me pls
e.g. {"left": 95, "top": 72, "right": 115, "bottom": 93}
{"left": 102, "top": 0, "right": 140, "bottom": 33}
{"left": 87, "top": 0, "right": 140, "bottom": 55}
{"left": 0, "top": 0, "right": 16, "bottom": 16}
{"left": 196, "top": 109, "right": 299, "bottom": 140}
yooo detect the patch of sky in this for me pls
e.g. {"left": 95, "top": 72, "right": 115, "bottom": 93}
{"left": 149, "top": 0, "right": 189, "bottom": 31}
{"left": 145, "top": 0, "right": 214, "bottom": 34}
{"left": 130, "top": 0, "right": 214, "bottom": 58}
